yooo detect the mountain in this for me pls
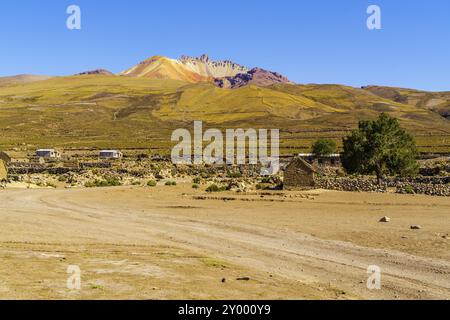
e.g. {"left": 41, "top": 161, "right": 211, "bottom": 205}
{"left": 179, "top": 54, "right": 249, "bottom": 78}
{"left": 119, "top": 54, "right": 248, "bottom": 83}
{"left": 118, "top": 54, "right": 291, "bottom": 87}
{"left": 0, "top": 74, "right": 53, "bottom": 86}
{"left": 119, "top": 55, "right": 212, "bottom": 82}
{"left": 215, "top": 67, "right": 293, "bottom": 88}
{"left": 76, "top": 69, "right": 114, "bottom": 76}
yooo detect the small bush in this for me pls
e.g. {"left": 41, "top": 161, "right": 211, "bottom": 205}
{"left": 192, "top": 183, "right": 199, "bottom": 189}
{"left": 312, "top": 138, "right": 337, "bottom": 156}
{"left": 404, "top": 185, "right": 415, "bottom": 194}
{"left": 206, "top": 184, "right": 227, "bottom": 193}
{"left": 131, "top": 181, "right": 141, "bottom": 186}
{"left": 227, "top": 172, "right": 242, "bottom": 178}
{"left": 58, "top": 175, "right": 67, "bottom": 182}
{"left": 165, "top": 181, "right": 177, "bottom": 186}
{"left": 260, "top": 177, "right": 271, "bottom": 184}
{"left": 85, "top": 177, "right": 122, "bottom": 188}
{"left": 147, "top": 180, "right": 157, "bottom": 187}
{"left": 193, "top": 177, "right": 201, "bottom": 184}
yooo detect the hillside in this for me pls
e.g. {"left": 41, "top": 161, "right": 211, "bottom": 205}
{"left": 363, "top": 86, "right": 450, "bottom": 119}
{"left": 0, "top": 74, "right": 53, "bottom": 87}
{"left": 0, "top": 75, "right": 448, "bottom": 153}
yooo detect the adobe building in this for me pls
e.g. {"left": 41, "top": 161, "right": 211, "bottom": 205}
{"left": 283, "top": 156, "right": 317, "bottom": 190}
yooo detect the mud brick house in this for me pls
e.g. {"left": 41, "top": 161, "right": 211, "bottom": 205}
{"left": 283, "top": 156, "right": 317, "bottom": 190}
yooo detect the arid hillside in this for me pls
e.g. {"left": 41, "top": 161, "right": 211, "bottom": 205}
{"left": 0, "top": 75, "right": 448, "bottom": 153}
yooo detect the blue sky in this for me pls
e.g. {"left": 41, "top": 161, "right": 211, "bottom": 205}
{"left": 0, "top": 0, "right": 449, "bottom": 91}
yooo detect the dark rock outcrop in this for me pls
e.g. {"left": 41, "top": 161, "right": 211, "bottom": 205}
{"left": 76, "top": 69, "right": 114, "bottom": 76}
{"left": 215, "top": 67, "right": 292, "bottom": 89}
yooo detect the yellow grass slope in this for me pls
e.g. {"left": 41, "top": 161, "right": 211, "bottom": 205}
{"left": 0, "top": 75, "right": 448, "bottom": 152}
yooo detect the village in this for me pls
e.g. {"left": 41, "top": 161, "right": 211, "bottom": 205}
{"left": 0, "top": 145, "right": 449, "bottom": 197}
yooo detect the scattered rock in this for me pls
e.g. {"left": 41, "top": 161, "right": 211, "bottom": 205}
{"left": 236, "top": 277, "right": 250, "bottom": 281}
{"left": 221, "top": 278, "right": 226, "bottom": 283}
{"left": 410, "top": 225, "right": 422, "bottom": 230}
{"left": 379, "top": 216, "right": 391, "bottom": 223}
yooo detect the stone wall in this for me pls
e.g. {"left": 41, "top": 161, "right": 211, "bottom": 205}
{"left": 315, "top": 176, "right": 450, "bottom": 197}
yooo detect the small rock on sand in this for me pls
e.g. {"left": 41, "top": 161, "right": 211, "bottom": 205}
{"left": 410, "top": 225, "right": 422, "bottom": 230}
{"left": 236, "top": 277, "right": 250, "bottom": 281}
{"left": 379, "top": 216, "right": 391, "bottom": 223}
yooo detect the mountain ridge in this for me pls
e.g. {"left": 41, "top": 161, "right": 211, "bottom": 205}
{"left": 118, "top": 54, "right": 292, "bottom": 88}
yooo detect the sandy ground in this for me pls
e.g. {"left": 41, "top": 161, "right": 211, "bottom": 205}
{"left": 0, "top": 184, "right": 449, "bottom": 300}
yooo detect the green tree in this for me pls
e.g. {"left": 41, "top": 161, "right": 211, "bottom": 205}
{"left": 341, "top": 113, "right": 418, "bottom": 183}
{"left": 312, "top": 139, "right": 337, "bottom": 156}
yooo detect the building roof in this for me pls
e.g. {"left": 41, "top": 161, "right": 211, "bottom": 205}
{"left": 99, "top": 150, "right": 121, "bottom": 153}
{"left": 288, "top": 156, "right": 317, "bottom": 173}
{"left": 36, "top": 149, "right": 56, "bottom": 152}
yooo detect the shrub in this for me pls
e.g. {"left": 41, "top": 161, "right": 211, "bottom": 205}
{"left": 227, "top": 171, "right": 242, "bottom": 178}
{"left": 312, "top": 139, "right": 337, "bottom": 156}
{"left": 404, "top": 185, "right": 415, "bottom": 194}
{"left": 193, "top": 177, "right": 201, "bottom": 184}
{"left": 260, "top": 177, "right": 271, "bottom": 183}
{"left": 206, "top": 184, "right": 227, "bottom": 193}
{"left": 85, "top": 177, "right": 122, "bottom": 188}
{"left": 192, "top": 183, "right": 199, "bottom": 189}
{"left": 165, "top": 181, "right": 177, "bottom": 186}
{"left": 147, "top": 180, "right": 157, "bottom": 187}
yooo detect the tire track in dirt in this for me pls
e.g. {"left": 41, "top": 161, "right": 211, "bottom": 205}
{"left": 31, "top": 188, "right": 450, "bottom": 299}
{"left": 2, "top": 188, "right": 449, "bottom": 299}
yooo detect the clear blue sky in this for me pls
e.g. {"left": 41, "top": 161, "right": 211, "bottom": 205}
{"left": 0, "top": 0, "right": 449, "bottom": 91}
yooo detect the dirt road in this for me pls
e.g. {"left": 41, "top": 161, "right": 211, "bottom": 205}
{"left": 0, "top": 185, "right": 449, "bottom": 299}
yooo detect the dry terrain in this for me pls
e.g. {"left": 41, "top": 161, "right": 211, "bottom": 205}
{"left": 0, "top": 184, "right": 449, "bottom": 300}
{"left": 0, "top": 75, "right": 449, "bottom": 153}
